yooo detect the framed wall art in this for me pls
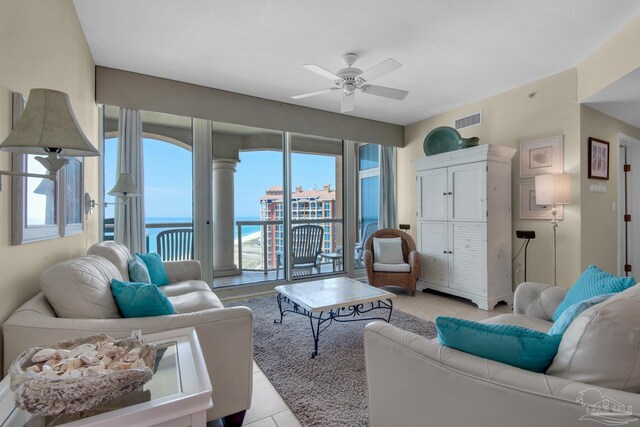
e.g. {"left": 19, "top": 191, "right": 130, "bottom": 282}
{"left": 519, "top": 182, "right": 563, "bottom": 220}
{"left": 588, "top": 137, "right": 609, "bottom": 180}
{"left": 519, "top": 135, "right": 563, "bottom": 178}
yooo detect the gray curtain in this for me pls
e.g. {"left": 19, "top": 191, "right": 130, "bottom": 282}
{"left": 379, "top": 145, "right": 397, "bottom": 229}
{"left": 115, "top": 108, "right": 146, "bottom": 254}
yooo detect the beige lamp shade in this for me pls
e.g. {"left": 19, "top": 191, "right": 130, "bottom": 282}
{"left": 535, "top": 173, "right": 572, "bottom": 205}
{"left": 0, "top": 89, "right": 100, "bottom": 156}
{"left": 108, "top": 173, "right": 140, "bottom": 198}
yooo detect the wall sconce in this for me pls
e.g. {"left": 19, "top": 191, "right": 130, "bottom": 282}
{"left": 0, "top": 89, "right": 100, "bottom": 183}
{"left": 85, "top": 173, "right": 140, "bottom": 215}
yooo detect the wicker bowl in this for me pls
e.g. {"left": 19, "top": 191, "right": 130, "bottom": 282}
{"left": 9, "top": 334, "right": 156, "bottom": 416}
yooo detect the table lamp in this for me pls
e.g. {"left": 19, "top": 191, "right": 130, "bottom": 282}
{"left": 535, "top": 173, "right": 572, "bottom": 286}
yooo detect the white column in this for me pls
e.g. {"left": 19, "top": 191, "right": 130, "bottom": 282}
{"left": 212, "top": 158, "right": 241, "bottom": 277}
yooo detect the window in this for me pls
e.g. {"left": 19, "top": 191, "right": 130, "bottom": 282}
{"left": 12, "top": 154, "right": 84, "bottom": 244}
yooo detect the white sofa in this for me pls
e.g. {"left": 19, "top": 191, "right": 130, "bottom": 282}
{"left": 365, "top": 281, "right": 640, "bottom": 427}
{"left": 2, "top": 242, "right": 253, "bottom": 425}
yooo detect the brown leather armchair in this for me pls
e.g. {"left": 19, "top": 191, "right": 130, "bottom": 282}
{"left": 364, "top": 229, "right": 421, "bottom": 296}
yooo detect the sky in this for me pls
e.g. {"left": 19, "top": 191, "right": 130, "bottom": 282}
{"left": 104, "top": 138, "right": 336, "bottom": 220}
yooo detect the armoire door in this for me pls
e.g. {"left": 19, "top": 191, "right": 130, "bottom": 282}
{"left": 417, "top": 168, "right": 447, "bottom": 220}
{"left": 448, "top": 162, "right": 487, "bottom": 221}
{"left": 419, "top": 221, "right": 449, "bottom": 287}
{"left": 448, "top": 222, "right": 487, "bottom": 295}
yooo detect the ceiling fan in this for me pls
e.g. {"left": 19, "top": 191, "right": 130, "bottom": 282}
{"left": 292, "top": 53, "right": 409, "bottom": 113}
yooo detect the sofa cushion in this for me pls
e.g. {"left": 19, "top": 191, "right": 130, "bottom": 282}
{"left": 481, "top": 313, "right": 553, "bottom": 333}
{"left": 167, "top": 290, "right": 224, "bottom": 314}
{"left": 136, "top": 252, "right": 170, "bottom": 286}
{"left": 111, "top": 279, "right": 176, "bottom": 318}
{"left": 373, "top": 262, "right": 411, "bottom": 273}
{"left": 87, "top": 241, "right": 133, "bottom": 282}
{"left": 373, "top": 237, "right": 404, "bottom": 264}
{"left": 435, "top": 316, "right": 562, "bottom": 373}
{"left": 552, "top": 265, "right": 634, "bottom": 321}
{"left": 547, "top": 284, "right": 640, "bottom": 391}
{"left": 40, "top": 255, "right": 122, "bottom": 319}
{"left": 160, "top": 280, "right": 212, "bottom": 297}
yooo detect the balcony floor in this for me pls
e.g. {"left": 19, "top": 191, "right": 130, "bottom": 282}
{"left": 213, "top": 263, "right": 364, "bottom": 288}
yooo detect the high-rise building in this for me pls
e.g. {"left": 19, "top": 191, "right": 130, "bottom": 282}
{"left": 260, "top": 184, "right": 337, "bottom": 268}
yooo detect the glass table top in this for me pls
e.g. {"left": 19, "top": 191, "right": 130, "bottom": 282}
{"left": 2, "top": 341, "right": 182, "bottom": 427}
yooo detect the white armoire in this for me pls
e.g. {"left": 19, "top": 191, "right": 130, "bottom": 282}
{"left": 411, "top": 144, "right": 517, "bottom": 310}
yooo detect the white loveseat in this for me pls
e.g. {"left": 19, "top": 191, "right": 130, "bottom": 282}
{"left": 2, "top": 242, "right": 253, "bottom": 425}
{"left": 365, "top": 281, "right": 640, "bottom": 427}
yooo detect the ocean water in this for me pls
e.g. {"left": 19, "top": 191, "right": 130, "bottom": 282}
{"left": 145, "top": 216, "right": 260, "bottom": 253}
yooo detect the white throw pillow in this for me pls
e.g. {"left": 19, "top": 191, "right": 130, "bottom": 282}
{"left": 373, "top": 237, "right": 404, "bottom": 264}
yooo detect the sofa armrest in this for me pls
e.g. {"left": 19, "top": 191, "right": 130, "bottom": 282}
{"left": 364, "top": 321, "right": 640, "bottom": 427}
{"left": 3, "top": 300, "right": 252, "bottom": 421}
{"left": 164, "top": 259, "right": 202, "bottom": 282}
{"left": 513, "top": 282, "right": 567, "bottom": 320}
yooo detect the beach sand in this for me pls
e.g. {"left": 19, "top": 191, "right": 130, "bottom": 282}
{"left": 234, "top": 231, "right": 270, "bottom": 270}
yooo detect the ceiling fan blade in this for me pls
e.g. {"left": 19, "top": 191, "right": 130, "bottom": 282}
{"left": 358, "top": 58, "right": 401, "bottom": 82}
{"left": 291, "top": 88, "right": 337, "bottom": 100}
{"left": 303, "top": 64, "right": 341, "bottom": 80}
{"left": 362, "top": 84, "right": 409, "bottom": 100}
{"left": 341, "top": 93, "right": 355, "bottom": 113}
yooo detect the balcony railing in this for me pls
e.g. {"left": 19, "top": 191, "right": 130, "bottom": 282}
{"left": 236, "top": 218, "right": 343, "bottom": 274}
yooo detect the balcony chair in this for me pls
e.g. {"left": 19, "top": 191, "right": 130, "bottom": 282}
{"left": 355, "top": 222, "right": 378, "bottom": 268}
{"left": 364, "top": 228, "right": 421, "bottom": 296}
{"left": 157, "top": 228, "right": 194, "bottom": 261}
{"left": 276, "top": 224, "right": 324, "bottom": 279}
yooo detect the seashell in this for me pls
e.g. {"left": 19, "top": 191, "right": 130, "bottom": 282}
{"left": 68, "top": 343, "right": 97, "bottom": 358}
{"left": 103, "top": 347, "right": 125, "bottom": 359}
{"left": 54, "top": 349, "right": 71, "bottom": 360}
{"left": 108, "top": 361, "right": 131, "bottom": 371}
{"left": 100, "top": 356, "right": 112, "bottom": 366}
{"left": 123, "top": 349, "right": 141, "bottom": 363}
{"left": 43, "top": 369, "right": 61, "bottom": 378}
{"left": 129, "top": 359, "right": 146, "bottom": 369}
{"left": 32, "top": 348, "right": 57, "bottom": 363}
{"left": 55, "top": 358, "right": 82, "bottom": 372}
{"left": 44, "top": 359, "right": 58, "bottom": 367}
{"left": 26, "top": 365, "right": 41, "bottom": 373}
{"left": 41, "top": 364, "right": 53, "bottom": 372}
{"left": 80, "top": 355, "right": 100, "bottom": 366}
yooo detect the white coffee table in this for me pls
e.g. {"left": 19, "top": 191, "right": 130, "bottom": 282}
{"left": 275, "top": 277, "right": 396, "bottom": 358}
{"left": 0, "top": 327, "right": 212, "bottom": 427}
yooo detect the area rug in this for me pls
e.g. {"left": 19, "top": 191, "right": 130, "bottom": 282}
{"left": 228, "top": 296, "right": 437, "bottom": 427}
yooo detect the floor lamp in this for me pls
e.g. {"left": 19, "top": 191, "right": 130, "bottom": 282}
{"left": 535, "top": 173, "right": 572, "bottom": 286}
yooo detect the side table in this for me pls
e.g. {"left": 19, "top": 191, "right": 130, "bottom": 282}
{"left": 0, "top": 327, "right": 212, "bottom": 427}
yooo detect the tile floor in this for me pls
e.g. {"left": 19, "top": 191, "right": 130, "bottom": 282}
{"left": 228, "top": 284, "right": 513, "bottom": 427}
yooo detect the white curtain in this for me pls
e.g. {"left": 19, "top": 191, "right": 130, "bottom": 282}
{"left": 115, "top": 108, "right": 146, "bottom": 254}
{"left": 379, "top": 145, "right": 397, "bottom": 229}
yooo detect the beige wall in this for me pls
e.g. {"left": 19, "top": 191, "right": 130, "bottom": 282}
{"left": 399, "top": 70, "right": 582, "bottom": 289}
{"left": 580, "top": 106, "right": 640, "bottom": 273}
{"left": 0, "top": 0, "right": 97, "bottom": 367}
{"left": 577, "top": 15, "right": 640, "bottom": 101}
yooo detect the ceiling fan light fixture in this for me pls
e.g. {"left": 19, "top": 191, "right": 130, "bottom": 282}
{"left": 292, "top": 54, "right": 409, "bottom": 112}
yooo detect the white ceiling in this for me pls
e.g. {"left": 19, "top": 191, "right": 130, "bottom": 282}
{"left": 73, "top": 0, "right": 640, "bottom": 126}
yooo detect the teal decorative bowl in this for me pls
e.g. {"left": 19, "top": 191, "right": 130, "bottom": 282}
{"left": 423, "top": 126, "right": 480, "bottom": 156}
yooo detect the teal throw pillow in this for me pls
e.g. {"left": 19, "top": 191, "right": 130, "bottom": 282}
{"left": 111, "top": 279, "right": 176, "bottom": 318}
{"left": 135, "top": 252, "right": 170, "bottom": 286}
{"left": 435, "top": 316, "right": 562, "bottom": 373}
{"left": 128, "top": 255, "right": 152, "bottom": 284}
{"left": 552, "top": 265, "right": 635, "bottom": 321}
{"left": 549, "top": 293, "right": 614, "bottom": 336}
